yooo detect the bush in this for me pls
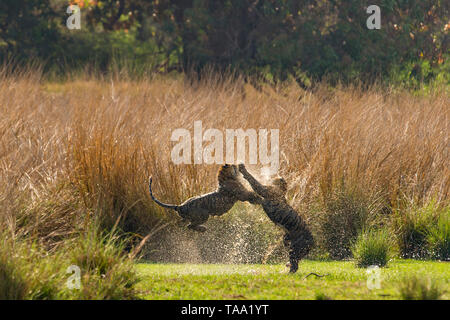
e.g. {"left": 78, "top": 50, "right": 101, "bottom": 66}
{"left": 394, "top": 201, "right": 446, "bottom": 259}
{"left": 399, "top": 275, "right": 444, "bottom": 300}
{"left": 352, "top": 229, "right": 395, "bottom": 268}
{"left": 426, "top": 210, "right": 450, "bottom": 261}
{"left": 0, "top": 227, "right": 139, "bottom": 300}
{"left": 0, "top": 231, "right": 64, "bottom": 300}
{"left": 65, "top": 227, "right": 139, "bottom": 300}
{"left": 317, "top": 187, "right": 381, "bottom": 260}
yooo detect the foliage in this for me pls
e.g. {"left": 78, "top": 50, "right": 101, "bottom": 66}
{"left": 317, "top": 187, "right": 382, "bottom": 260}
{"left": 0, "top": 0, "right": 448, "bottom": 85}
{"left": 0, "top": 231, "right": 62, "bottom": 299}
{"left": 425, "top": 209, "right": 450, "bottom": 261}
{"left": 393, "top": 201, "right": 448, "bottom": 259}
{"left": 0, "top": 228, "right": 139, "bottom": 300}
{"left": 352, "top": 228, "right": 395, "bottom": 267}
{"left": 64, "top": 226, "right": 139, "bottom": 299}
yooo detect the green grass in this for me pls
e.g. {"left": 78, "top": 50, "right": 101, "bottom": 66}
{"left": 135, "top": 260, "right": 449, "bottom": 300}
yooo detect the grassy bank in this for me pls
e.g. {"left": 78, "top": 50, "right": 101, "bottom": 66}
{"left": 135, "top": 261, "right": 450, "bottom": 300}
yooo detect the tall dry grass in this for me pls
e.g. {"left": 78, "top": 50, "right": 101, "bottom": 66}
{"left": 0, "top": 68, "right": 448, "bottom": 262}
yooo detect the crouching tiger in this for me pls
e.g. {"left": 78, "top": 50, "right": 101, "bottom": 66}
{"left": 238, "top": 164, "right": 314, "bottom": 273}
{"left": 149, "top": 164, "right": 261, "bottom": 232}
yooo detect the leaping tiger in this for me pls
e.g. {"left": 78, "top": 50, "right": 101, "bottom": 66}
{"left": 239, "top": 163, "right": 315, "bottom": 273}
{"left": 149, "top": 164, "right": 262, "bottom": 232}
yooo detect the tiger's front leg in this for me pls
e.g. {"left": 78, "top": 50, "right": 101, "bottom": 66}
{"left": 238, "top": 164, "right": 271, "bottom": 199}
{"left": 239, "top": 190, "right": 263, "bottom": 205}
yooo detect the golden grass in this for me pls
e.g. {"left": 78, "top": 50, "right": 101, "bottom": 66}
{"left": 0, "top": 70, "right": 448, "bottom": 252}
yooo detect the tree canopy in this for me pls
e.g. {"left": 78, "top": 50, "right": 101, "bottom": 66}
{"left": 0, "top": 0, "right": 448, "bottom": 85}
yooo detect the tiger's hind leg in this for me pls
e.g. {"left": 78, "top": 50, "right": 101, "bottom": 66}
{"left": 288, "top": 236, "right": 313, "bottom": 273}
{"left": 288, "top": 249, "right": 300, "bottom": 273}
{"left": 289, "top": 259, "right": 299, "bottom": 273}
{"left": 178, "top": 218, "right": 190, "bottom": 227}
{"left": 187, "top": 210, "right": 209, "bottom": 232}
{"left": 187, "top": 224, "right": 207, "bottom": 232}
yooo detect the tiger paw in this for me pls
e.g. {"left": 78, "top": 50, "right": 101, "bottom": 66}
{"left": 289, "top": 261, "right": 299, "bottom": 273}
{"left": 238, "top": 163, "right": 248, "bottom": 174}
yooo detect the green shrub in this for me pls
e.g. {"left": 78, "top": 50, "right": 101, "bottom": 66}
{"left": 65, "top": 227, "right": 139, "bottom": 300}
{"left": 0, "top": 232, "right": 63, "bottom": 300}
{"left": 0, "top": 227, "right": 139, "bottom": 300}
{"left": 426, "top": 211, "right": 450, "bottom": 261}
{"left": 318, "top": 187, "right": 381, "bottom": 260}
{"left": 399, "top": 275, "right": 444, "bottom": 300}
{"left": 0, "top": 244, "right": 29, "bottom": 299}
{"left": 352, "top": 229, "right": 395, "bottom": 268}
{"left": 394, "top": 200, "right": 445, "bottom": 259}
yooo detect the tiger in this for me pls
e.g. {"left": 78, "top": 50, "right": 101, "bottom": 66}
{"left": 238, "top": 163, "right": 314, "bottom": 273}
{"left": 149, "top": 164, "right": 262, "bottom": 232}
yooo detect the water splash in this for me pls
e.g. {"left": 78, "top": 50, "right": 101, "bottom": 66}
{"left": 143, "top": 205, "right": 287, "bottom": 266}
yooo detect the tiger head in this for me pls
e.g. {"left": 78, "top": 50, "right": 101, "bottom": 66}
{"left": 218, "top": 164, "right": 239, "bottom": 185}
{"left": 271, "top": 177, "right": 288, "bottom": 196}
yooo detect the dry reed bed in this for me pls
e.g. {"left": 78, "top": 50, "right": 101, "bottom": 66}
{"left": 0, "top": 72, "right": 448, "bottom": 251}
